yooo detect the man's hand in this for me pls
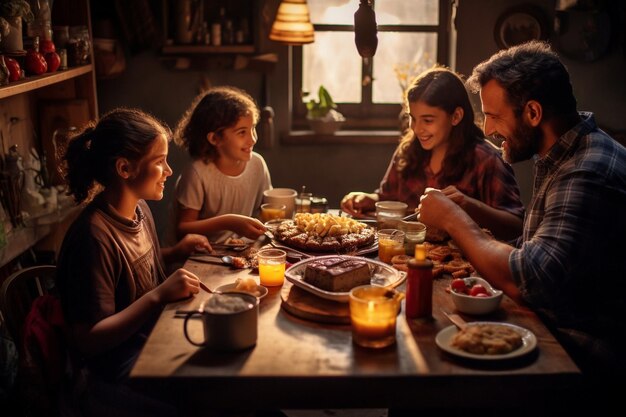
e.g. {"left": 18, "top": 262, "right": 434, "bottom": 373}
{"left": 418, "top": 188, "right": 460, "bottom": 232}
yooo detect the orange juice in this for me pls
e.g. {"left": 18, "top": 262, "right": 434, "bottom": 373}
{"left": 378, "top": 239, "right": 405, "bottom": 264}
{"left": 259, "top": 262, "right": 285, "bottom": 286}
{"left": 261, "top": 206, "right": 286, "bottom": 222}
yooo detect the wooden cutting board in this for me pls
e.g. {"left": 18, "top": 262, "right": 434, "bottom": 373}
{"left": 280, "top": 281, "right": 350, "bottom": 324}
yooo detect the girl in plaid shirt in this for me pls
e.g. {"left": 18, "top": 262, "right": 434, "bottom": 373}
{"left": 342, "top": 67, "right": 524, "bottom": 240}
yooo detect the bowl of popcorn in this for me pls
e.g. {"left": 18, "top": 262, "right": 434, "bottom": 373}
{"left": 449, "top": 276, "right": 503, "bottom": 315}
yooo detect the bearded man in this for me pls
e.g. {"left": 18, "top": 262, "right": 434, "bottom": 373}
{"left": 418, "top": 41, "right": 626, "bottom": 377}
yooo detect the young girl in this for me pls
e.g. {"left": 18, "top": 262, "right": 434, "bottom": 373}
{"left": 57, "top": 108, "right": 210, "bottom": 413}
{"left": 341, "top": 67, "right": 524, "bottom": 240}
{"left": 173, "top": 86, "right": 271, "bottom": 243}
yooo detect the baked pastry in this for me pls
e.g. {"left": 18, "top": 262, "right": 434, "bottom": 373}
{"left": 275, "top": 213, "right": 375, "bottom": 252}
{"left": 303, "top": 257, "right": 371, "bottom": 292}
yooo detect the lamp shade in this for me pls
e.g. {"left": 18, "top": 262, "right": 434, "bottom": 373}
{"left": 269, "top": 0, "right": 315, "bottom": 45}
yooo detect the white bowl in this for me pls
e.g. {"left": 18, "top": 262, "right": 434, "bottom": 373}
{"left": 450, "top": 277, "right": 503, "bottom": 315}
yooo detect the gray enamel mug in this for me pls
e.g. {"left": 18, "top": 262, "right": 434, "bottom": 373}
{"left": 183, "top": 293, "right": 258, "bottom": 351}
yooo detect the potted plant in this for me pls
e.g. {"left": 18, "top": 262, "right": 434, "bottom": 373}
{"left": 304, "top": 85, "right": 345, "bottom": 135}
{"left": 0, "top": 0, "right": 34, "bottom": 52}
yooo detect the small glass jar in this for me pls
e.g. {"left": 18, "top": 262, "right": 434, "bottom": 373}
{"left": 53, "top": 25, "right": 70, "bottom": 49}
{"left": 67, "top": 25, "right": 90, "bottom": 66}
{"left": 310, "top": 197, "right": 328, "bottom": 213}
{"left": 401, "top": 221, "right": 427, "bottom": 255}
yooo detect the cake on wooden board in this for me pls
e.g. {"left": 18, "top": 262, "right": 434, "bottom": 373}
{"left": 303, "top": 257, "right": 371, "bottom": 292}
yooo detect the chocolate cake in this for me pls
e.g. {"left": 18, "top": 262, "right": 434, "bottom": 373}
{"left": 303, "top": 257, "right": 371, "bottom": 292}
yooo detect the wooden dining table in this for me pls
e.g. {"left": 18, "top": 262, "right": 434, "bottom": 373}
{"left": 130, "top": 238, "right": 581, "bottom": 412}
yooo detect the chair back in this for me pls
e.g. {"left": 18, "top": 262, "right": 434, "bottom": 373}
{"left": 0, "top": 265, "right": 57, "bottom": 346}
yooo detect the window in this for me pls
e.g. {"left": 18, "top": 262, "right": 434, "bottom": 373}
{"left": 292, "top": 0, "right": 450, "bottom": 130}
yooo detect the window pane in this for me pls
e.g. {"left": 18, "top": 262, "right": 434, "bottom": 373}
{"left": 303, "top": 32, "right": 361, "bottom": 103}
{"left": 309, "top": 0, "right": 439, "bottom": 25}
{"left": 376, "top": 0, "right": 439, "bottom": 25}
{"left": 309, "top": 0, "right": 358, "bottom": 25}
{"left": 372, "top": 32, "right": 437, "bottom": 104}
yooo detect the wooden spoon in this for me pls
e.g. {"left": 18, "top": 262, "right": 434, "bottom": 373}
{"left": 441, "top": 309, "right": 468, "bottom": 331}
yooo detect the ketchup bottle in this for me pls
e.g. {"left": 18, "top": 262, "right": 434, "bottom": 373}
{"left": 405, "top": 244, "right": 433, "bottom": 319}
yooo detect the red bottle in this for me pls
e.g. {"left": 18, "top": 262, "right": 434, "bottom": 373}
{"left": 25, "top": 37, "right": 48, "bottom": 75}
{"left": 405, "top": 244, "right": 433, "bottom": 319}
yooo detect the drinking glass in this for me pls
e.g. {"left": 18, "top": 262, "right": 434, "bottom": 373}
{"left": 377, "top": 229, "right": 405, "bottom": 264}
{"left": 401, "top": 221, "right": 426, "bottom": 256}
{"left": 260, "top": 203, "right": 286, "bottom": 222}
{"left": 257, "top": 248, "right": 286, "bottom": 287}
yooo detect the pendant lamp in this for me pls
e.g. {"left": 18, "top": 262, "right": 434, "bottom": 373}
{"left": 354, "top": 0, "right": 378, "bottom": 58}
{"left": 269, "top": 0, "right": 315, "bottom": 45}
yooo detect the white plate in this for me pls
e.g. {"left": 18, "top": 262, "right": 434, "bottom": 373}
{"left": 435, "top": 322, "right": 537, "bottom": 360}
{"left": 285, "top": 255, "right": 406, "bottom": 302}
{"left": 215, "top": 283, "right": 268, "bottom": 299}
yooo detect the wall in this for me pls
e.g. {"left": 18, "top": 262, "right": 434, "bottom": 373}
{"left": 97, "top": 0, "right": 626, "bottom": 236}
{"left": 455, "top": 0, "right": 626, "bottom": 205}
{"left": 97, "top": 0, "right": 396, "bottom": 237}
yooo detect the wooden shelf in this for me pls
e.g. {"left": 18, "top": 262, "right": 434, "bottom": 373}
{"left": 0, "top": 65, "right": 94, "bottom": 100}
{"left": 161, "top": 44, "right": 255, "bottom": 54}
{"left": 0, "top": 205, "right": 80, "bottom": 268}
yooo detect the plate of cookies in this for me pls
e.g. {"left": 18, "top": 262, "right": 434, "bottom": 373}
{"left": 435, "top": 322, "right": 537, "bottom": 360}
{"left": 285, "top": 255, "right": 406, "bottom": 302}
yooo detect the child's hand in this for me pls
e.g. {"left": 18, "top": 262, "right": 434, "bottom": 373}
{"left": 340, "top": 192, "right": 377, "bottom": 217}
{"left": 227, "top": 214, "right": 266, "bottom": 239}
{"left": 441, "top": 186, "right": 467, "bottom": 208}
{"left": 155, "top": 268, "right": 201, "bottom": 304}
{"left": 176, "top": 234, "right": 213, "bottom": 257}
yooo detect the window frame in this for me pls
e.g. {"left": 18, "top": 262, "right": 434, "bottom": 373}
{"left": 291, "top": 0, "right": 451, "bottom": 131}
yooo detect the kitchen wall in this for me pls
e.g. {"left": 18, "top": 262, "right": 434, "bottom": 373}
{"left": 455, "top": 0, "right": 626, "bottom": 208}
{"left": 96, "top": 0, "right": 626, "bottom": 237}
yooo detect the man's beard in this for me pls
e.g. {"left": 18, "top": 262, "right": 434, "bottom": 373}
{"left": 503, "top": 120, "right": 542, "bottom": 163}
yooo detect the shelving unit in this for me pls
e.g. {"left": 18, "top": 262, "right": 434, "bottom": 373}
{"left": 0, "top": 65, "right": 93, "bottom": 99}
{"left": 0, "top": 0, "right": 97, "bottom": 270}
{"left": 160, "top": 0, "right": 256, "bottom": 57}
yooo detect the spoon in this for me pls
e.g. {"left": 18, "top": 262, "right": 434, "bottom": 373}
{"left": 189, "top": 253, "right": 235, "bottom": 266}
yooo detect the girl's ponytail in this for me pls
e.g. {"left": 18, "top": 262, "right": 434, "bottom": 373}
{"left": 63, "top": 124, "right": 98, "bottom": 204}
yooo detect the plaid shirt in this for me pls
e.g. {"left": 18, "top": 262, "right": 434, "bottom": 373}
{"left": 376, "top": 140, "right": 525, "bottom": 218}
{"left": 509, "top": 113, "right": 626, "bottom": 364}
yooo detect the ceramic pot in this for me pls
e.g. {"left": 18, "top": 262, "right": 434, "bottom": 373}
{"left": 0, "top": 16, "right": 24, "bottom": 52}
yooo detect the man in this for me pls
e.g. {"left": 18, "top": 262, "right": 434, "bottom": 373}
{"left": 418, "top": 41, "right": 626, "bottom": 374}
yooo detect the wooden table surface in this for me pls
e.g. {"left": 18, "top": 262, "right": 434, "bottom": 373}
{"left": 130, "top": 240, "right": 581, "bottom": 410}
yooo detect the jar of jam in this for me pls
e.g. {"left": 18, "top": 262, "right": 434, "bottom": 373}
{"left": 310, "top": 197, "right": 328, "bottom": 213}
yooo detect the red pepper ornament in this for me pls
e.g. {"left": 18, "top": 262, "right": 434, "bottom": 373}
{"left": 45, "top": 51, "right": 61, "bottom": 72}
{"left": 25, "top": 37, "right": 48, "bottom": 75}
{"left": 4, "top": 57, "right": 22, "bottom": 82}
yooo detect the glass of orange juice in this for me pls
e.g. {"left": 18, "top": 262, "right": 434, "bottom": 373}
{"left": 377, "top": 229, "right": 405, "bottom": 264}
{"left": 260, "top": 203, "right": 286, "bottom": 222}
{"left": 257, "top": 249, "right": 286, "bottom": 287}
